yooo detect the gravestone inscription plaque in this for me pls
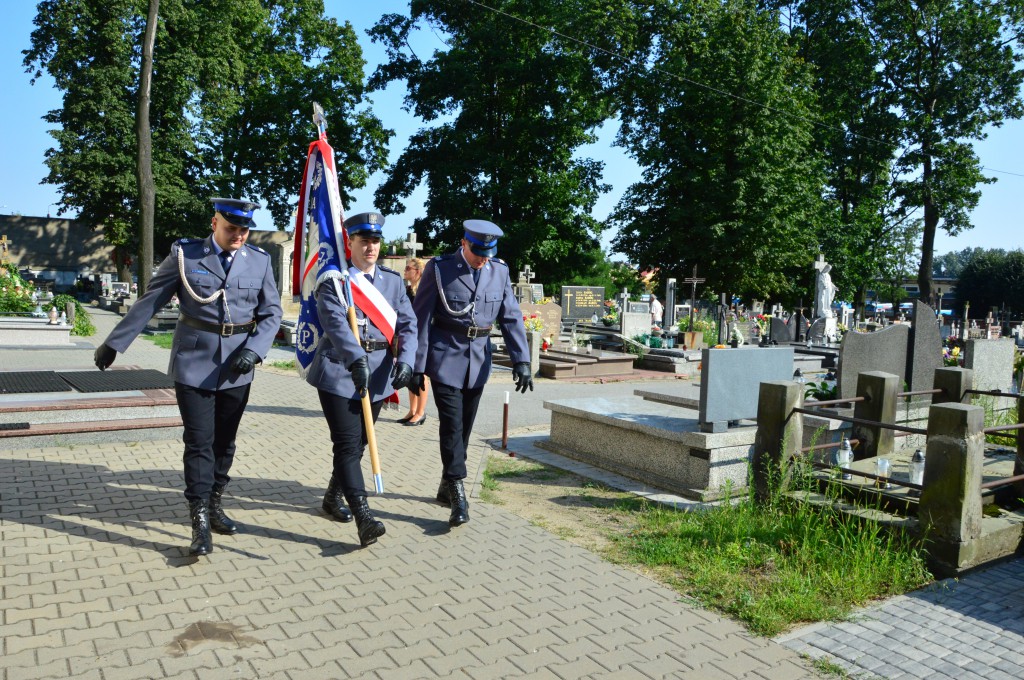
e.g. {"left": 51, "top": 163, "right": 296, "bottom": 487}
{"left": 560, "top": 286, "right": 605, "bottom": 322}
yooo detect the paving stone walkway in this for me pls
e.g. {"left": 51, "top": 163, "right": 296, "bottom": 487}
{"left": 1, "top": 307, "right": 1021, "bottom": 679}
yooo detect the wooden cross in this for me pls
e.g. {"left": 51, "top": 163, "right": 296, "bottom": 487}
{"left": 518, "top": 264, "right": 535, "bottom": 286}
{"left": 683, "top": 265, "right": 705, "bottom": 329}
{"left": 402, "top": 231, "right": 423, "bottom": 258}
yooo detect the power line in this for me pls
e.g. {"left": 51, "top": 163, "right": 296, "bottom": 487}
{"left": 458, "top": 0, "right": 1023, "bottom": 180}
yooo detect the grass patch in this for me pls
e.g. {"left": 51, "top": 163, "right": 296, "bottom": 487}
{"left": 143, "top": 333, "right": 175, "bottom": 349}
{"left": 611, "top": 477, "right": 931, "bottom": 637}
{"left": 268, "top": 359, "right": 296, "bottom": 371}
{"left": 483, "top": 454, "right": 932, "bottom": 638}
{"left": 975, "top": 395, "right": 1019, "bottom": 447}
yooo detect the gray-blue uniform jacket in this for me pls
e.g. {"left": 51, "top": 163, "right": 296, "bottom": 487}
{"left": 304, "top": 265, "right": 418, "bottom": 401}
{"left": 103, "top": 236, "right": 283, "bottom": 391}
{"left": 413, "top": 252, "right": 529, "bottom": 390}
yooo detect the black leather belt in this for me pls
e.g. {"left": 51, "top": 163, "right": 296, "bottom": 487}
{"left": 433, "top": 316, "right": 493, "bottom": 339}
{"left": 179, "top": 314, "right": 256, "bottom": 337}
{"left": 361, "top": 339, "right": 390, "bottom": 352}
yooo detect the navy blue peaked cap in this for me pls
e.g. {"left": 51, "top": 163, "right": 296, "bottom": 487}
{"left": 464, "top": 219, "right": 503, "bottom": 257}
{"left": 211, "top": 197, "right": 260, "bottom": 228}
{"left": 344, "top": 212, "right": 385, "bottom": 237}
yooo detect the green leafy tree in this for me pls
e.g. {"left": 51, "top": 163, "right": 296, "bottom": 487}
{"left": 932, "top": 247, "right": 984, "bottom": 279}
{"left": 193, "top": 0, "right": 390, "bottom": 228}
{"left": 785, "top": 0, "right": 913, "bottom": 316}
{"left": 24, "top": 0, "right": 387, "bottom": 285}
{"left": 609, "top": 0, "right": 827, "bottom": 304}
{"left": 368, "top": 0, "right": 624, "bottom": 289}
{"left": 955, "top": 249, "right": 1023, "bottom": 318}
{"left": 855, "top": 0, "right": 1024, "bottom": 303}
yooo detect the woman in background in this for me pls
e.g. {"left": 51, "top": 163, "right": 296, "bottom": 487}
{"left": 399, "top": 257, "right": 430, "bottom": 426}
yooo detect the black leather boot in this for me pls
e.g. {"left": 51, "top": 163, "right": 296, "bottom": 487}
{"left": 321, "top": 476, "right": 353, "bottom": 523}
{"left": 347, "top": 496, "right": 386, "bottom": 547}
{"left": 188, "top": 499, "right": 213, "bottom": 556}
{"left": 436, "top": 480, "right": 450, "bottom": 506}
{"left": 209, "top": 486, "right": 238, "bottom": 535}
{"left": 446, "top": 480, "right": 470, "bottom": 527}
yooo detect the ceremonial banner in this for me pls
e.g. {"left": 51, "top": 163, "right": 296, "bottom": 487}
{"left": 291, "top": 104, "right": 399, "bottom": 395}
{"left": 292, "top": 116, "right": 347, "bottom": 378}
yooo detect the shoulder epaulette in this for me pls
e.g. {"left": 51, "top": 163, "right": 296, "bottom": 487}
{"left": 176, "top": 238, "right": 196, "bottom": 245}
{"left": 378, "top": 264, "right": 401, "bottom": 276}
{"left": 245, "top": 243, "right": 268, "bottom": 255}
{"left": 490, "top": 257, "right": 509, "bottom": 268}
{"left": 434, "top": 253, "right": 453, "bottom": 261}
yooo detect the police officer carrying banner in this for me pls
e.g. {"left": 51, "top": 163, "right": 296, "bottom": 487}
{"left": 305, "top": 212, "right": 417, "bottom": 547}
{"left": 94, "top": 198, "right": 283, "bottom": 557}
{"left": 411, "top": 219, "right": 533, "bottom": 527}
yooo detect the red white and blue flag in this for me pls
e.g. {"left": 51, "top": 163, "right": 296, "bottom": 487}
{"left": 291, "top": 106, "right": 399, "bottom": 398}
{"left": 292, "top": 117, "right": 348, "bottom": 378}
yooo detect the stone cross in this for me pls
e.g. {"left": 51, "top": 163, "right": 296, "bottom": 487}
{"left": 0, "top": 234, "right": 9, "bottom": 264}
{"left": 517, "top": 264, "right": 535, "bottom": 287}
{"left": 402, "top": 231, "right": 423, "bottom": 259}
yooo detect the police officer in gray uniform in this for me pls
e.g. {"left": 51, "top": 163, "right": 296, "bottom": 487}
{"left": 304, "top": 211, "right": 417, "bottom": 546}
{"left": 411, "top": 220, "right": 533, "bottom": 527}
{"left": 94, "top": 198, "right": 283, "bottom": 557}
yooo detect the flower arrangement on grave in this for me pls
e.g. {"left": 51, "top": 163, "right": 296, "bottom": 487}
{"left": 601, "top": 299, "right": 619, "bottom": 326}
{"left": 522, "top": 313, "right": 543, "bottom": 333}
{"left": 942, "top": 337, "right": 964, "bottom": 367}
{"left": 753, "top": 313, "right": 769, "bottom": 337}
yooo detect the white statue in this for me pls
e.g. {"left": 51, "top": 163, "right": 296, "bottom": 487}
{"left": 815, "top": 263, "right": 837, "bottom": 319}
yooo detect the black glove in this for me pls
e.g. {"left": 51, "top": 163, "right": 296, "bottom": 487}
{"left": 94, "top": 343, "right": 117, "bottom": 371}
{"left": 230, "top": 348, "right": 261, "bottom": 374}
{"left": 350, "top": 355, "right": 370, "bottom": 396}
{"left": 410, "top": 372, "right": 426, "bottom": 395}
{"left": 391, "top": 362, "right": 413, "bottom": 391}
{"left": 512, "top": 362, "right": 534, "bottom": 393}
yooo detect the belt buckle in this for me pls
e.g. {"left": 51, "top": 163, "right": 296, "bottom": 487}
{"left": 220, "top": 324, "right": 232, "bottom": 337}
{"left": 466, "top": 326, "right": 479, "bottom": 339}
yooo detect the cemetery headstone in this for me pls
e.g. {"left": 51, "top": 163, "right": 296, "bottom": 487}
{"left": 770, "top": 316, "right": 793, "bottom": 343}
{"left": 836, "top": 323, "right": 909, "bottom": 400}
{"left": 626, "top": 300, "right": 650, "bottom": 315}
{"left": 664, "top": 278, "right": 677, "bottom": 328}
{"left": 519, "top": 301, "right": 562, "bottom": 339}
{"left": 906, "top": 300, "right": 942, "bottom": 393}
{"left": 699, "top": 346, "right": 795, "bottom": 432}
{"left": 964, "top": 338, "right": 1016, "bottom": 392}
{"left": 560, "top": 286, "right": 605, "bottom": 322}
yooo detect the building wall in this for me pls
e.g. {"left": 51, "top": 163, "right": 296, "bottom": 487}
{"left": 0, "top": 215, "right": 114, "bottom": 275}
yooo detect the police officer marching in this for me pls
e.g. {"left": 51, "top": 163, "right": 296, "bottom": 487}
{"left": 411, "top": 220, "right": 533, "bottom": 527}
{"left": 304, "top": 212, "right": 418, "bottom": 547}
{"left": 94, "top": 198, "right": 283, "bottom": 557}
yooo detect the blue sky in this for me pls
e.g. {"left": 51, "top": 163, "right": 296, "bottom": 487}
{"left": 1, "top": 1, "right": 1019, "bottom": 257}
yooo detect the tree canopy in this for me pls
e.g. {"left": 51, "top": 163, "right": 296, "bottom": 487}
{"left": 955, "top": 249, "right": 1024, "bottom": 318}
{"left": 609, "top": 0, "right": 826, "bottom": 303}
{"left": 24, "top": 0, "right": 388, "bottom": 272}
{"left": 368, "top": 0, "right": 627, "bottom": 288}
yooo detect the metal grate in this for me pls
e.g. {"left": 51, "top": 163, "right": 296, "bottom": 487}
{"left": 0, "top": 422, "right": 31, "bottom": 431}
{"left": 57, "top": 370, "right": 175, "bottom": 393}
{"left": 0, "top": 371, "right": 73, "bottom": 394}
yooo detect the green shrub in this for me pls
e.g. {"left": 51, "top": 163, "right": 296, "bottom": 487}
{"left": 50, "top": 294, "right": 96, "bottom": 336}
{"left": 0, "top": 264, "right": 35, "bottom": 314}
